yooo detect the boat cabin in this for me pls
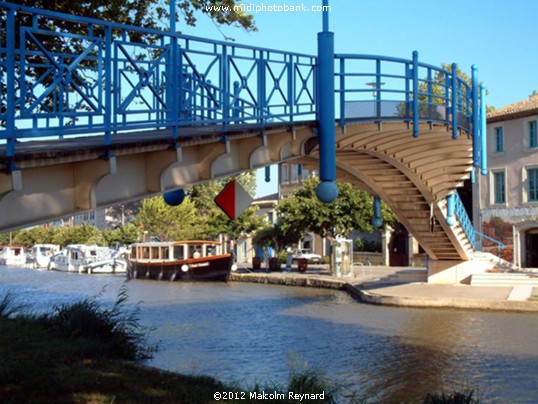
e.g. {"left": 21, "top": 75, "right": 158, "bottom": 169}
{"left": 130, "top": 241, "right": 223, "bottom": 262}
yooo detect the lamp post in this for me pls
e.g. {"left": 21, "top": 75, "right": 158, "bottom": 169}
{"left": 366, "top": 81, "right": 385, "bottom": 118}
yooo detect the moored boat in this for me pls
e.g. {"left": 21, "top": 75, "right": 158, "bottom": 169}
{"left": 127, "top": 241, "right": 234, "bottom": 282}
{"left": 26, "top": 244, "right": 60, "bottom": 269}
{"left": 0, "top": 245, "right": 27, "bottom": 267}
{"left": 49, "top": 244, "right": 127, "bottom": 274}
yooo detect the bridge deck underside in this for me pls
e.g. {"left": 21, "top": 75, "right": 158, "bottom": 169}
{"left": 1, "top": 120, "right": 475, "bottom": 263}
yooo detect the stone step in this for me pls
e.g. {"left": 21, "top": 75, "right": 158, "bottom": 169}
{"left": 471, "top": 273, "right": 538, "bottom": 286}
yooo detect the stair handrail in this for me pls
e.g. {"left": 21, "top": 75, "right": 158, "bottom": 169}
{"left": 453, "top": 192, "right": 476, "bottom": 249}
{"left": 453, "top": 192, "right": 506, "bottom": 261}
{"left": 473, "top": 230, "right": 506, "bottom": 263}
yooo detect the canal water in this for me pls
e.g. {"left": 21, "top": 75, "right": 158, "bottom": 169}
{"left": 1, "top": 266, "right": 538, "bottom": 402}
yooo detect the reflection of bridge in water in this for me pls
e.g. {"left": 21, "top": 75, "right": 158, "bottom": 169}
{"left": 0, "top": 2, "right": 491, "bottom": 281}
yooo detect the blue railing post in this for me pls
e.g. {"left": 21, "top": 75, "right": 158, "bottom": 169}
{"left": 232, "top": 81, "right": 240, "bottom": 123}
{"left": 257, "top": 50, "right": 266, "bottom": 126}
{"left": 339, "top": 57, "right": 346, "bottom": 127}
{"left": 372, "top": 196, "right": 383, "bottom": 228}
{"left": 287, "top": 54, "right": 294, "bottom": 123}
{"left": 221, "top": 45, "right": 229, "bottom": 131}
{"left": 446, "top": 193, "right": 456, "bottom": 226}
{"left": 471, "top": 65, "right": 479, "bottom": 167}
{"left": 375, "top": 59, "right": 381, "bottom": 118}
{"left": 104, "top": 26, "right": 112, "bottom": 147}
{"left": 412, "top": 51, "right": 419, "bottom": 138}
{"left": 168, "top": 1, "right": 179, "bottom": 140}
{"left": 480, "top": 83, "right": 488, "bottom": 175}
{"left": 451, "top": 63, "right": 458, "bottom": 139}
{"left": 5, "top": 8, "right": 16, "bottom": 159}
{"left": 315, "top": 0, "right": 338, "bottom": 203}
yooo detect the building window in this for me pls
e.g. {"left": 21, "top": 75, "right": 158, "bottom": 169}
{"left": 529, "top": 168, "right": 538, "bottom": 202}
{"left": 290, "top": 164, "right": 299, "bottom": 183}
{"left": 495, "top": 127, "right": 504, "bottom": 153}
{"left": 530, "top": 121, "right": 538, "bottom": 149}
{"left": 280, "top": 163, "right": 289, "bottom": 183}
{"left": 267, "top": 211, "right": 274, "bottom": 224}
{"left": 493, "top": 171, "right": 506, "bottom": 204}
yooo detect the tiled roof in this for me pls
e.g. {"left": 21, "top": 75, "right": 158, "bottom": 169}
{"left": 488, "top": 94, "right": 538, "bottom": 123}
{"left": 253, "top": 192, "right": 279, "bottom": 203}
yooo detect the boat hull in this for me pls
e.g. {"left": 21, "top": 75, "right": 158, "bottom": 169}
{"left": 127, "top": 255, "right": 232, "bottom": 282}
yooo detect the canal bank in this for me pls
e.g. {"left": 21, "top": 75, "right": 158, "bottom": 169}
{"left": 230, "top": 265, "right": 538, "bottom": 313}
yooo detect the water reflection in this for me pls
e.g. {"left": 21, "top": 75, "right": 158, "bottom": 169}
{"left": 1, "top": 266, "right": 537, "bottom": 402}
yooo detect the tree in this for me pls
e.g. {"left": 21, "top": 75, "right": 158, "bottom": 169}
{"left": 252, "top": 222, "right": 302, "bottom": 260}
{"left": 52, "top": 223, "right": 106, "bottom": 246}
{"left": 277, "top": 177, "right": 396, "bottom": 239}
{"left": 7, "top": 0, "right": 256, "bottom": 32}
{"left": 135, "top": 195, "right": 202, "bottom": 241}
{"left": 103, "top": 223, "right": 141, "bottom": 246}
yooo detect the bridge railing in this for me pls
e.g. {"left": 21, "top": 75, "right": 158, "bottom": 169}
{"left": 0, "top": 2, "right": 317, "bottom": 157}
{"left": 0, "top": 2, "right": 479, "bottom": 160}
{"left": 336, "top": 53, "right": 473, "bottom": 138}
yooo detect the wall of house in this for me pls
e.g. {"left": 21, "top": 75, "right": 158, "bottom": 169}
{"left": 475, "top": 113, "right": 538, "bottom": 267}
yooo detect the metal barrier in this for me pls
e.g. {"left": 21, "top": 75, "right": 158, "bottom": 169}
{"left": 0, "top": 2, "right": 316, "bottom": 157}
{"left": 1, "top": 2, "right": 481, "bottom": 160}
{"left": 336, "top": 53, "right": 473, "bottom": 138}
{"left": 453, "top": 192, "right": 506, "bottom": 260}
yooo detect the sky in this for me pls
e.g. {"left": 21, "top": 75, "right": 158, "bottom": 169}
{"left": 177, "top": 0, "right": 538, "bottom": 197}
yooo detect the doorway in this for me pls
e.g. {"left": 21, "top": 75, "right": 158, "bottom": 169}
{"left": 525, "top": 229, "right": 538, "bottom": 268}
{"left": 390, "top": 224, "right": 409, "bottom": 267}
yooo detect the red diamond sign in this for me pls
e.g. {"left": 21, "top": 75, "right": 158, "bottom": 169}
{"left": 214, "top": 179, "right": 253, "bottom": 220}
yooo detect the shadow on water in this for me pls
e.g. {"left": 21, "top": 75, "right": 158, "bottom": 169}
{"left": 1, "top": 266, "right": 538, "bottom": 402}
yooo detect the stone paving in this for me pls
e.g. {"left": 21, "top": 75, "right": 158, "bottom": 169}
{"left": 230, "top": 264, "right": 538, "bottom": 313}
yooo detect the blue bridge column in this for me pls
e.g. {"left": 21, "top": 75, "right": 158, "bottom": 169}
{"left": 315, "top": 0, "right": 339, "bottom": 203}
{"left": 480, "top": 83, "right": 488, "bottom": 176}
{"left": 372, "top": 196, "right": 383, "bottom": 228}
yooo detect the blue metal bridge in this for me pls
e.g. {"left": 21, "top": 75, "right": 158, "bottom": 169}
{"left": 0, "top": 2, "right": 490, "bottom": 280}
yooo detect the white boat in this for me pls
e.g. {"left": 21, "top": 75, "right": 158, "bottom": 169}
{"left": 49, "top": 244, "right": 127, "bottom": 274}
{"left": 26, "top": 244, "right": 60, "bottom": 269}
{"left": 0, "top": 245, "right": 27, "bottom": 267}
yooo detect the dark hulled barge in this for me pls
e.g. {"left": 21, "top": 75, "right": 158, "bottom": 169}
{"left": 127, "top": 241, "right": 234, "bottom": 282}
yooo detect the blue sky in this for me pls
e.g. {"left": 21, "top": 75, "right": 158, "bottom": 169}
{"left": 178, "top": 0, "right": 538, "bottom": 197}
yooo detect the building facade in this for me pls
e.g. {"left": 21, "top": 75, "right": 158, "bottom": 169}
{"left": 474, "top": 95, "right": 538, "bottom": 268}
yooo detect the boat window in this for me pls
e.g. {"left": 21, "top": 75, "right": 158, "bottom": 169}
{"left": 189, "top": 245, "right": 202, "bottom": 258}
{"left": 131, "top": 247, "right": 137, "bottom": 259}
{"left": 141, "top": 247, "right": 150, "bottom": 259}
{"left": 206, "top": 245, "right": 216, "bottom": 256}
{"left": 173, "top": 245, "right": 184, "bottom": 260}
{"left": 151, "top": 246, "right": 159, "bottom": 259}
{"left": 160, "top": 246, "right": 169, "bottom": 260}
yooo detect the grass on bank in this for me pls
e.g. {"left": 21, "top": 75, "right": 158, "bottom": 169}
{"left": 1, "top": 289, "right": 479, "bottom": 403}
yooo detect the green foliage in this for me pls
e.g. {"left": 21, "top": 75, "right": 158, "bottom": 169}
{"left": 422, "top": 389, "right": 479, "bottom": 404}
{"left": 52, "top": 222, "right": 106, "bottom": 247}
{"left": 0, "top": 291, "right": 27, "bottom": 319}
{"left": 354, "top": 238, "right": 382, "bottom": 253}
{"left": 45, "top": 286, "right": 155, "bottom": 360}
{"left": 135, "top": 195, "right": 203, "bottom": 241}
{"left": 252, "top": 222, "right": 302, "bottom": 258}
{"left": 103, "top": 222, "right": 141, "bottom": 246}
{"left": 277, "top": 177, "right": 396, "bottom": 239}
{"left": 8, "top": 0, "right": 256, "bottom": 32}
